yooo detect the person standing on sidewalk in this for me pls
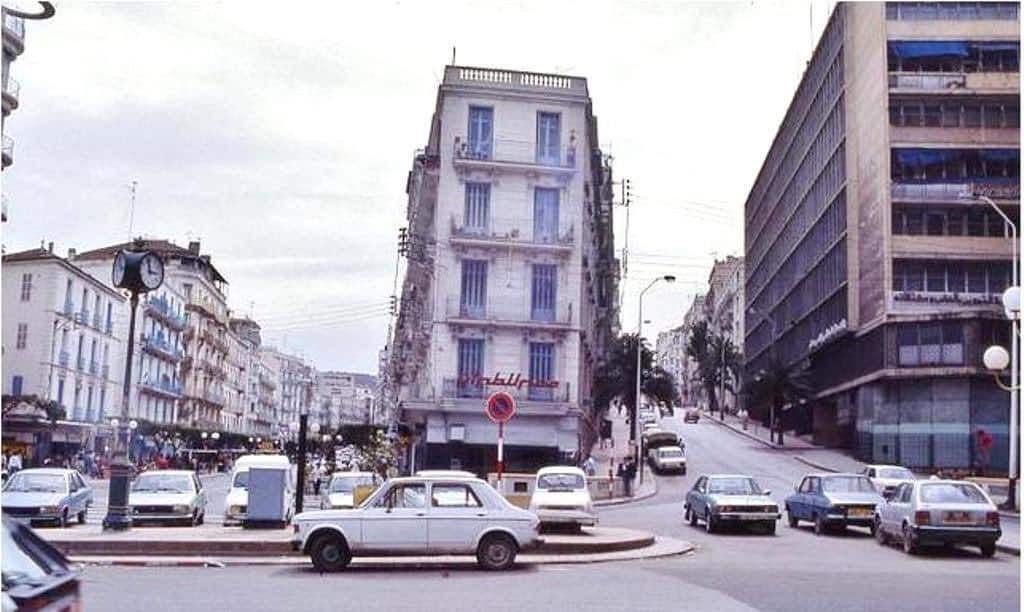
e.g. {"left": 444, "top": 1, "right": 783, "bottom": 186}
{"left": 8, "top": 451, "right": 22, "bottom": 475}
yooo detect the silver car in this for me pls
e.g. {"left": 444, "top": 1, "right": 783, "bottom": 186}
{"left": 1, "top": 468, "right": 92, "bottom": 527}
{"left": 292, "top": 476, "right": 541, "bottom": 571}
{"left": 685, "top": 474, "right": 780, "bottom": 534}
{"left": 129, "top": 470, "right": 207, "bottom": 526}
{"left": 874, "top": 479, "right": 1001, "bottom": 557}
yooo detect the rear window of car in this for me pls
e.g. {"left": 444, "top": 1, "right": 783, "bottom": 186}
{"left": 920, "top": 483, "right": 988, "bottom": 504}
{"left": 537, "top": 473, "right": 585, "bottom": 490}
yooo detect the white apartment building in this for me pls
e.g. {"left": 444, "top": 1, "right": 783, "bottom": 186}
{"left": 656, "top": 325, "right": 687, "bottom": 402}
{"left": 389, "top": 65, "right": 619, "bottom": 476}
{"left": 317, "top": 371, "right": 377, "bottom": 427}
{"left": 2, "top": 245, "right": 125, "bottom": 459}
{"left": 261, "top": 347, "right": 313, "bottom": 437}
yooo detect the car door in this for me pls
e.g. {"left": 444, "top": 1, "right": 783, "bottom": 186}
{"left": 789, "top": 477, "right": 808, "bottom": 519}
{"left": 193, "top": 474, "right": 206, "bottom": 514}
{"left": 689, "top": 477, "right": 707, "bottom": 514}
{"left": 73, "top": 472, "right": 90, "bottom": 512}
{"left": 879, "top": 483, "right": 904, "bottom": 532}
{"left": 427, "top": 482, "right": 487, "bottom": 553}
{"left": 360, "top": 483, "right": 429, "bottom": 552}
{"left": 64, "top": 474, "right": 83, "bottom": 515}
{"left": 893, "top": 482, "right": 914, "bottom": 528}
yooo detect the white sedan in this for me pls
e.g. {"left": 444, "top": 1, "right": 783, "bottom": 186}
{"left": 529, "top": 467, "right": 597, "bottom": 530}
{"left": 291, "top": 476, "right": 541, "bottom": 571}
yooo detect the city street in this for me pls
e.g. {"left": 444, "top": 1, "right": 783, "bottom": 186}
{"left": 77, "top": 413, "right": 1020, "bottom": 612}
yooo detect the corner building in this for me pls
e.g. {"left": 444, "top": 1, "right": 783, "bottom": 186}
{"left": 744, "top": 2, "right": 1018, "bottom": 471}
{"left": 391, "top": 66, "right": 619, "bottom": 475}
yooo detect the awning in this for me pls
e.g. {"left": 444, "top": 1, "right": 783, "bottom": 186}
{"left": 974, "top": 42, "right": 1019, "bottom": 52}
{"left": 889, "top": 41, "right": 969, "bottom": 59}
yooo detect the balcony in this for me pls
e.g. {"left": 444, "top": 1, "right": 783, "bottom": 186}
{"left": 102, "top": 365, "right": 110, "bottom": 380}
{"left": 443, "top": 66, "right": 588, "bottom": 96}
{"left": 202, "top": 388, "right": 225, "bottom": 405}
{"left": 891, "top": 180, "right": 1019, "bottom": 202}
{"left": 76, "top": 356, "right": 85, "bottom": 371}
{"left": 450, "top": 217, "right": 575, "bottom": 254}
{"left": 139, "top": 377, "right": 183, "bottom": 399}
{"left": 58, "top": 351, "right": 70, "bottom": 368}
{"left": 141, "top": 334, "right": 183, "bottom": 362}
{"left": 1, "top": 135, "right": 12, "bottom": 167}
{"left": 452, "top": 136, "right": 577, "bottom": 178}
{"left": 2, "top": 76, "right": 19, "bottom": 112}
{"left": 74, "top": 310, "right": 90, "bottom": 326}
{"left": 105, "top": 321, "right": 114, "bottom": 335}
{"left": 145, "top": 296, "right": 188, "bottom": 330}
{"left": 888, "top": 71, "right": 1019, "bottom": 93}
{"left": 61, "top": 300, "right": 74, "bottom": 317}
{"left": 445, "top": 296, "right": 573, "bottom": 330}
{"left": 441, "top": 377, "right": 572, "bottom": 404}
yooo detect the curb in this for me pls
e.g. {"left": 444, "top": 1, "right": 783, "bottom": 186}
{"left": 793, "top": 455, "right": 840, "bottom": 473}
{"left": 996, "top": 542, "right": 1020, "bottom": 556}
{"left": 594, "top": 476, "right": 659, "bottom": 507}
{"left": 706, "top": 415, "right": 783, "bottom": 449}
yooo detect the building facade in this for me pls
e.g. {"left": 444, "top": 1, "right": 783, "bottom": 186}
{"left": 317, "top": 371, "right": 379, "bottom": 427}
{"left": 2, "top": 245, "right": 125, "bottom": 460}
{"left": 656, "top": 325, "right": 687, "bottom": 404}
{"left": 388, "top": 65, "right": 619, "bottom": 476}
{"left": 743, "top": 2, "right": 1018, "bottom": 470}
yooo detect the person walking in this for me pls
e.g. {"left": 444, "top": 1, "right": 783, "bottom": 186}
{"left": 8, "top": 451, "right": 22, "bottom": 475}
{"left": 583, "top": 455, "right": 597, "bottom": 477}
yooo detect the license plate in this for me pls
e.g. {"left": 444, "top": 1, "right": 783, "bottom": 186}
{"left": 944, "top": 511, "right": 973, "bottom": 525}
{"left": 847, "top": 508, "right": 871, "bottom": 518}
{"left": 737, "top": 513, "right": 767, "bottom": 520}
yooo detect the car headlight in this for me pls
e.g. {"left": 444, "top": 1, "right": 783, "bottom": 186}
{"left": 228, "top": 505, "right": 244, "bottom": 515}
{"left": 716, "top": 506, "right": 732, "bottom": 513}
{"left": 174, "top": 505, "right": 191, "bottom": 514}
{"left": 40, "top": 505, "right": 60, "bottom": 514}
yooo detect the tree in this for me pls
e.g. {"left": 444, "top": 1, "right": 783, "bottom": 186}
{"left": 742, "top": 359, "right": 813, "bottom": 445}
{"left": 685, "top": 322, "right": 742, "bottom": 415}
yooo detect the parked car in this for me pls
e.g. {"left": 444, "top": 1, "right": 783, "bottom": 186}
{"left": 415, "top": 470, "right": 477, "bottom": 479}
{"left": 320, "top": 472, "right": 382, "bottom": 509}
{"left": 862, "top": 464, "right": 915, "bottom": 496}
{"left": 291, "top": 475, "right": 541, "bottom": 571}
{"left": 1, "top": 468, "right": 92, "bottom": 527}
{"left": 785, "top": 473, "right": 883, "bottom": 535}
{"left": 129, "top": 470, "right": 207, "bottom": 526}
{"left": 1, "top": 515, "right": 82, "bottom": 611}
{"left": 685, "top": 474, "right": 779, "bottom": 534}
{"left": 528, "top": 467, "right": 597, "bottom": 531}
{"left": 874, "top": 479, "right": 1001, "bottom": 557}
{"left": 649, "top": 446, "right": 687, "bottom": 475}
{"left": 684, "top": 409, "right": 700, "bottom": 424}
{"left": 225, "top": 454, "right": 295, "bottom": 526}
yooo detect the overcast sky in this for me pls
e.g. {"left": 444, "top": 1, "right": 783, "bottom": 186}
{"left": 2, "top": 1, "right": 833, "bottom": 373}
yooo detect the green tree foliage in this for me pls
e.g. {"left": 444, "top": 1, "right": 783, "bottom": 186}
{"left": 742, "top": 359, "right": 813, "bottom": 445}
{"left": 685, "top": 321, "right": 742, "bottom": 414}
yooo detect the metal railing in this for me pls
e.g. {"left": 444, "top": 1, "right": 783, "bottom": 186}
{"left": 101, "top": 365, "right": 110, "bottom": 380}
{"left": 891, "top": 182, "right": 972, "bottom": 201}
{"left": 146, "top": 295, "right": 188, "bottom": 328}
{"left": 451, "top": 217, "right": 575, "bottom": 247}
{"left": 139, "top": 378, "right": 183, "bottom": 397}
{"left": 441, "top": 377, "right": 570, "bottom": 403}
{"left": 141, "top": 334, "right": 183, "bottom": 360}
{"left": 74, "top": 310, "right": 90, "bottom": 326}
{"left": 453, "top": 136, "right": 578, "bottom": 169}
{"left": 445, "top": 295, "right": 572, "bottom": 326}
{"left": 92, "top": 313, "right": 102, "bottom": 329}
{"left": 62, "top": 300, "right": 74, "bottom": 316}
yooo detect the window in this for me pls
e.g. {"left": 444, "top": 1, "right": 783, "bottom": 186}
{"left": 459, "top": 260, "right": 487, "bottom": 318}
{"left": 536, "top": 112, "right": 561, "bottom": 165}
{"left": 431, "top": 484, "right": 482, "bottom": 508}
{"left": 457, "top": 339, "right": 484, "bottom": 398}
{"left": 923, "top": 105, "right": 942, "bottom": 127}
{"left": 375, "top": 484, "right": 426, "bottom": 509}
{"left": 967, "top": 263, "right": 988, "bottom": 293}
{"left": 11, "top": 376, "right": 23, "bottom": 396}
{"left": 941, "top": 322, "right": 964, "bottom": 364}
{"left": 947, "top": 264, "right": 965, "bottom": 292}
{"left": 528, "top": 342, "right": 555, "bottom": 401}
{"left": 899, "top": 484, "right": 913, "bottom": 504}
{"left": 105, "top": 303, "right": 113, "bottom": 331}
{"left": 467, "top": 106, "right": 493, "bottom": 159}
{"left": 925, "top": 263, "right": 945, "bottom": 292}
{"left": 897, "top": 325, "right": 920, "bottom": 365}
{"left": 463, "top": 183, "right": 490, "bottom": 233}
{"left": 19, "top": 274, "right": 31, "bottom": 301}
{"left": 947, "top": 210, "right": 965, "bottom": 236}
{"left": 64, "top": 279, "right": 73, "bottom": 311}
{"left": 57, "top": 379, "right": 65, "bottom": 406}
{"left": 898, "top": 322, "right": 964, "bottom": 366}
{"left": 925, "top": 212, "right": 945, "bottom": 236}
{"left": 967, "top": 209, "right": 987, "bottom": 236}
{"left": 533, "top": 188, "right": 560, "bottom": 243}
{"left": 15, "top": 323, "right": 27, "bottom": 349}
{"left": 919, "top": 324, "right": 942, "bottom": 364}
{"left": 531, "top": 264, "right": 557, "bottom": 321}
{"left": 98, "top": 388, "right": 106, "bottom": 420}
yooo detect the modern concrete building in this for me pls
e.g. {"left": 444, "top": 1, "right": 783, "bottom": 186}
{"left": 2, "top": 245, "right": 125, "bottom": 460}
{"left": 317, "top": 371, "right": 378, "bottom": 427}
{"left": 656, "top": 325, "right": 687, "bottom": 404}
{"left": 388, "top": 65, "right": 619, "bottom": 475}
{"left": 743, "top": 2, "right": 1018, "bottom": 471}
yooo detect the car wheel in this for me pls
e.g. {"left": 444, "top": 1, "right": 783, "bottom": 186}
{"left": 765, "top": 521, "right": 776, "bottom": 536}
{"left": 476, "top": 533, "right": 517, "bottom": 571}
{"left": 59, "top": 508, "right": 69, "bottom": 528}
{"left": 786, "top": 508, "right": 798, "bottom": 528}
{"left": 704, "top": 510, "right": 715, "bottom": 534}
{"left": 874, "top": 517, "right": 888, "bottom": 545}
{"left": 901, "top": 524, "right": 917, "bottom": 555}
{"left": 77, "top": 509, "right": 87, "bottom": 525}
{"left": 814, "top": 514, "right": 825, "bottom": 536}
{"left": 686, "top": 506, "right": 697, "bottom": 527}
{"left": 310, "top": 533, "right": 351, "bottom": 572}
{"left": 979, "top": 542, "right": 996, "bottom": 558}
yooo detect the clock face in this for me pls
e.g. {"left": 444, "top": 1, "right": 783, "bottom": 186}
{"left": 140, "top": 253, "right": 164, "bottom": 290}
{"left": 112, "top": 252, "right": 127, "bottom": 287}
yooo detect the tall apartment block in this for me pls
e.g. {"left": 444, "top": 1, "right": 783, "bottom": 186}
{"left": 388, "top": 66, "right": 619, "bottom": 476}
{"left": 743, "top": 2, "right": 1019, "bottom": 471}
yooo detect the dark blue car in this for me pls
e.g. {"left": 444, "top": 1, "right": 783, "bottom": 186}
{"left": 784, "top": 473, "right": 883, "bottom": 535}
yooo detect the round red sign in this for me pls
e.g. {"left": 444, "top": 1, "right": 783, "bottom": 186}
{"left": 485, "top": 392, "right": 517, "bottom": 424}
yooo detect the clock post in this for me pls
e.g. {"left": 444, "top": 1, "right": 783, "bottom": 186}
{"left": 103, "top": 247, "right": 164, "bottom": 531}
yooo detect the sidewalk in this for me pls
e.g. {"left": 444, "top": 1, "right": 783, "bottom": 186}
{"left": 589, "top": 407, "right": 657, "bottom": 505}
{"left": 706, "top": 410, "right": 821, "bottom": 451}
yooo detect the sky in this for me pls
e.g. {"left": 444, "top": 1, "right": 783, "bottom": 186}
{"left": 2, "top": 0, "right": 834, "bottom": 373}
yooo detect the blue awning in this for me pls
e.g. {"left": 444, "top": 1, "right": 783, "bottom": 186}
{"left": 889, "top": 41, "right": 970, "bottom": 58}
{"left": 893, "top": 149, "right": 960, "bottom": 166}
{"left": 973, "top": 42, "right": 1019, "bottom": 52}
{"left": 979, "top": 149, "right": 1020, "bottom": 163}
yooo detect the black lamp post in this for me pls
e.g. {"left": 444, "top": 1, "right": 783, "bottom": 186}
{"left": 295, "top": 413, "right": 308, "bottom": 515}
{"left": 103, "top": 247, "right": 165, "bottom": 531}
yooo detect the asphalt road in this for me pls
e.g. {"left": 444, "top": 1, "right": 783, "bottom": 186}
{"left": 76, "top": 412, "right": 1020, "bottom": 611}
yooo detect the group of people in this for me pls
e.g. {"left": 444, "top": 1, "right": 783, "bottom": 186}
{"left": 2, "top": 449, "right": 107, "bottom": 479}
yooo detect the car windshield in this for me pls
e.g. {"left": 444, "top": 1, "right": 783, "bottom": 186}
{"left": 537, "top": 473, "right": 585, "bottom": 490}
{"left": 3, "top": 473, "right": 65, "bottom": 493}
{"left": 659, "top": 449, "right": 683, "bottom": 458}
{"left": 878, "top": 468, "right": 914, "bottom": 480}
{"left": 2, "top": 521, "right": 49, "bottom": 587}
{"left": 132, "top": 474, "right": 193, "bottom": 493}
{"left": 233, "top": 472, "right": 249, "bottom": 489}
{"left": 330, "top": 476, "right": 375, "bottom": 493}
{"left": 822, "top": 476, "right": 876, "bottom": 493}
{"left": 920, "top": 483, "right": 988, "bottom": 504}
{"left": 708, "top": 477, "right": 761, "bottom": 495}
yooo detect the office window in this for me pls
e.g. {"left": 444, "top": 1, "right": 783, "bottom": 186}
{"left": 15, "top": 323, "right": 27, "bottom": 349}
{"left": 925, "top": 212, "right": 945, "bottom": 236}
{"left": 105, "top": 303, "right": 113, "bottom": 330}
{"left": 459, "top": 260, "right": 488, "bottom": 318}
{"left": 11, "top": 376, "right": 23, "bottom": 396}
{"left": 533, "top": 188, "right": 560, "bottom": 243}
{"left": 19, "top": 273, "right": 32, "bottom": 301}
{"left": 467, "top": 106, "right": 493, "bottom": 159}
{"left": 457, "top": 338, "right": 484, "bottom": 398}
{"left": 967, "top": 209, "right": 987, "bottom": 236}
{"left": 947, "top": 210, "right": 965, "bottom": 236}
{"left": 947, "top": 264, "right": 965, "bottom": 292}
{"left": 925, "top": 263, "right": 946, "bottom": 292}
{"left": 57, "top": 378, "right": 65, "bottom": 406}
{"left": 966, "top": 263, "right": 988, "bottom": 293}
{"left": 531, "top": 264, "right": 557, "bottom": 321}
{"left": 536, "top": 112, "right": 561, "bottom": 165}
{"left": 463, "top": 183, "right": 490, "bottom": 233}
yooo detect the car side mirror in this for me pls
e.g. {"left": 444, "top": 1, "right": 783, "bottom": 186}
{"left": 763, "top": 490, "right": 772, "bottom": 496}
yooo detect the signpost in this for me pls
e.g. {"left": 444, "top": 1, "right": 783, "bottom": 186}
{"left": 485, "top": 391, "right": 516, "bottom": 491}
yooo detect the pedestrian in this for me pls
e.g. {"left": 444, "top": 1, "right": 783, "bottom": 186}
{"left": 9, "top": 451, "right": 22, "bottom": 474}
{"left": 622, "top": 457, "right": 637, "bottom": 497}
{"left": 583, "top": 455, "right": 597, "bottom": 477}
{"left": 975, "top": 428, "right": 994, "bottom": 476}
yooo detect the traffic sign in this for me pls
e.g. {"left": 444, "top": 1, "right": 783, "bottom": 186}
{"left": 485, "top": 391, "right": 516, "bottom": 424}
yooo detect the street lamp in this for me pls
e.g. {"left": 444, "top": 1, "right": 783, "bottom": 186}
{"left": 635, "top": 274, "right": 676, "bottom": 487}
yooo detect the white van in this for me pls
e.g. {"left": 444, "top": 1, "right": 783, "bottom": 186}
{"left": 224, "top": 455, "right": 295, "bottom": 526}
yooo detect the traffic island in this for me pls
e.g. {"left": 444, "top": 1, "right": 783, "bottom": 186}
{"left": 40, "top": 525, "right": 689, "bottom": 564}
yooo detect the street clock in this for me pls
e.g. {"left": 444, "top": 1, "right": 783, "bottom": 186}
{"left": 112, "top": 250, "right": 164, "bottom": 293}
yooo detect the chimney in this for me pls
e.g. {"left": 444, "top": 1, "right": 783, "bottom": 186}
{"left": 188, "top": 241, "right": 201, "bottom": 255}
{"left": 48, "top": 242, "right": 54, "bottom": 253}
{"left": 67, "top": 248, "right": 77, "bottom": 261}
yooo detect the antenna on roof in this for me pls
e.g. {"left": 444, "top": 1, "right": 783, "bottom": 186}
{"left": 128, "top": 180, "right": 138, "bottom": 237}
{"left": 452, "top": 46, "right": 456, "bottom": 65}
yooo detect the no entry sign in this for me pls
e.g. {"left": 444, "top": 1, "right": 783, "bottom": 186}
{"left": 485, "top": 391, "right": 517, "bottom": 423}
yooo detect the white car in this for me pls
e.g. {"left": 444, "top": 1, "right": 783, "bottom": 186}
{"left": 291, "top": 476, "right": 541, "bottom": 571}
{"left": 650, "top": 446, "right": 687, "bottom": 474}
{"left": 528, "top": 466, "right": 597, "bottom": 531}
{"left": 129, "top": 470, "right": 207, "bottom": 526}
{"left": 862, "top": 465, "right": 915, "bottom": 496}
{"left": 225, "top": 454, "right": 295, "bottom": 526}
{"left": 320, "top": 472, "right": 382, "bottom": 509}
